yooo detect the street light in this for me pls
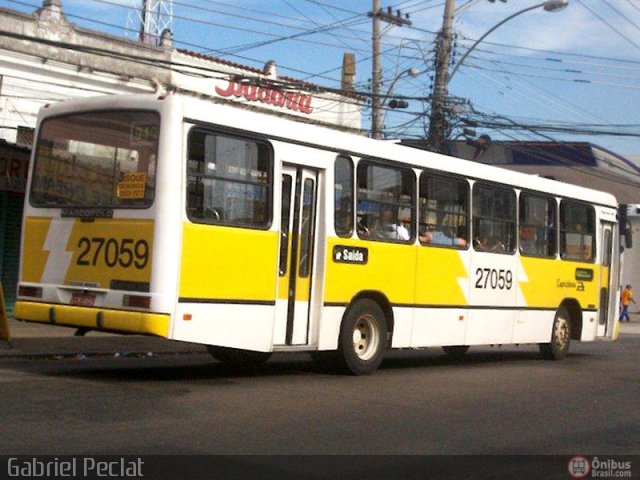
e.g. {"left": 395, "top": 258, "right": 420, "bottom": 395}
{"left": 372, "top": 67, "right": 420, "bottom": 139}
{"left": 448, "top": 0, "right": 568, "bottom": 82}
{"left": 426, "top": 0, "right": 569, "bottom": 153}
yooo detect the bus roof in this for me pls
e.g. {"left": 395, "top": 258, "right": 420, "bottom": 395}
{"left": 38, "top": 93, "right": 618, "bottom": 208}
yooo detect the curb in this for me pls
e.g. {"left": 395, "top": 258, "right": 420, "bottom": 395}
{"left": 0, "top": 326, "right": 208, "bottom": 359}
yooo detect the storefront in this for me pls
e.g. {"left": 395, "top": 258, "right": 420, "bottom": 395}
{"left": 0, "top": 142, "right": 29, "bottom": 314}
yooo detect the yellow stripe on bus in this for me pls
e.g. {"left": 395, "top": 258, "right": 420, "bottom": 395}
{"left": 21, "top": 217, "right": 52, "bottom": 283}
{"left": 21, "top": 216, "right": 154, "bottom": 288}
{"left": 179, "top": 223, "right": 279, "bottom": 301}
{"left": 324, "top": 237, "right": 417, "bottom": 305}
{"left": 14, "top": 301, "right": 170, "bottom": 337}
{"left": 519, "top": 257, "right": 600, "bottom": 308}
{"left": 416, "top": 246, "right": 468, "bottom": 306}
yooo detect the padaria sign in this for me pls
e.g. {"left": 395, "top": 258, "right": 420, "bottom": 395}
{"left": 215, "top": 79, "right": 314, "bottom": 115}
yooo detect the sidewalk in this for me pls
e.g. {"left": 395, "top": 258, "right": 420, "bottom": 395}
{"left": 1, "top": 314, "right": 639, "bottom": 359}
{"left": 0, "top": 317, "right": 206, "bottom": 358}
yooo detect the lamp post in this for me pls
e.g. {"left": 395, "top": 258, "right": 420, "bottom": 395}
{"left": 385, "top": 68, "right": 420, "bottom": 105}
{"left": 448, "top": 0, "right": 568, "bottom": 81}
{"left": 379, "top": 67, "right": 421, "bottom": 137}
{"left": 372, "top": 67, "right": 420, "bottom": 139}
{"left": 426, "top": 0, "right": 569, "bottom": 153}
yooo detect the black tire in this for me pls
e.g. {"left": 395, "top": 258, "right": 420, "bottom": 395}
{"left": 539, "top": 306, "right": 571, "bottom": 360}
{"left": 442, "top": 345, "right": 469, "bottom": 359}
{"left": 337, "top": 299, "right": 387, "bottom": 375}
{"left": 206, "top": 346, "right": 272, "bottom": 366}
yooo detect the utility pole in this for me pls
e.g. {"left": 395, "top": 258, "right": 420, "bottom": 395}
{"left": 426, "top": 0, "right": 456, "bottom": 153}
{"left": 369, "top": 2, "right": 411, "bottom": 139}
{"left": 371, "top": 0, "right": 382, "bottom": 139}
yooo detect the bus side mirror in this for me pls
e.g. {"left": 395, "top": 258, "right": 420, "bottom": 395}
{"left": 625, "top": 223, "right": 633, "bottom": 249}
{"left": 619, "top": 204, "right": 633, "bottom": 249}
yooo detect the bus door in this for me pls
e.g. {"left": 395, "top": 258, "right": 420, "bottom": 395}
{"left": 597, "top": 221, "right": 618, "bottom": 338}
{"left": 274, "top": 165, "right": 318, "bottom": 346}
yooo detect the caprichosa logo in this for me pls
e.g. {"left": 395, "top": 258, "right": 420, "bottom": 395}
{"left": 215, "top": 79, "right": 314, "bottom": 114}
{"left": 333, "top": 246, "right": 368, "bottom": 265}
{"left": 557, "top": 279, "right": 585, "bottom": 292}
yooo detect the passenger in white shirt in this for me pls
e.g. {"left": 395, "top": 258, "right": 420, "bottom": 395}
{"left": 378, "top": 209, "right": 410, "bottom": 241}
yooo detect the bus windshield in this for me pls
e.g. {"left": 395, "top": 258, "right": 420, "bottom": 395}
{"left": 30, "top": 110, "right": 159, "bottom": 208}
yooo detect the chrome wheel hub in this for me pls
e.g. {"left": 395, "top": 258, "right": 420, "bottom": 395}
{"left": 352, "top": 314, "right": 380, "bottom": 361}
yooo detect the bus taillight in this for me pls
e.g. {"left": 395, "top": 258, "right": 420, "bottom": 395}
{"left": 122, "top": 295, "right": 151, "bottom": 309}
{"left": 18, "top": 285, "right": 42, "bottom": 298}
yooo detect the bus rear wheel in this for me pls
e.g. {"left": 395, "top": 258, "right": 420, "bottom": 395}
{"left": 337, "top": 299, "right": 387, "bottom": 376}
{"left": 206, "top": 346, "right": 272, "bottom": 366}
{"left": 539, "top": 306, "right": 571, "bottom": 360}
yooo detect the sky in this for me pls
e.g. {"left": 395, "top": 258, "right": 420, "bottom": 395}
{"left": 2, "top": 0, "right": 639, "bottom": 157}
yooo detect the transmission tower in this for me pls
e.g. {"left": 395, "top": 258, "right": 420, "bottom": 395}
{"left": 126, "top": 0, "right": 173, "bottom": 46}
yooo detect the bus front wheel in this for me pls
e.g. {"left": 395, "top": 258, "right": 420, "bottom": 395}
{"left": 206, "top": 346, "right": 272, "bottom": 366}
{"left": 337, "top": 299, "right": 387, "bottom": 375}
{"left": 539, "top": 306, "right": 571, "bottom": 360}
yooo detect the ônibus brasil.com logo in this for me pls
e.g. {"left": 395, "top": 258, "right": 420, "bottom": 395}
{"left": 568, "top": 456, "right": 633, "bottom": 478}
{"left": 568, "top": 456, "right": 591, "bottom": 478}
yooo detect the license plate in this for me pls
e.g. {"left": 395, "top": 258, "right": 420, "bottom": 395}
{"left": 71, "top": 292, "right": 96, "bottom": 307}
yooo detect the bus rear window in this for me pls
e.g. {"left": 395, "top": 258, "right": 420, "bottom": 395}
{"left": 30, "top": 111, "right": 159, "bottom": 208}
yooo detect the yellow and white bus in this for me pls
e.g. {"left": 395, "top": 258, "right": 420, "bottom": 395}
{"left": 15, "top": 92, "right": 621, "bottom": 375}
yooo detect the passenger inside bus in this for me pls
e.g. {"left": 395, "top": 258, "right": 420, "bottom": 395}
{"left": 420, "top": 229, "right": 467, "bottom": 247}
{"left": 376, "top": 208, "right": 410, "bottom": 241}
{"left": 519, "top": 225, "right": 538, "bottom": 255}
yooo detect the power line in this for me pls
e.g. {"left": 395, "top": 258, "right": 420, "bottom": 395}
{"left": 624, "top": 0, "right": 640, "bottom": 14}
{"left": 464, "top": 53, "right": 640, "bottom": 83}
{"left": 0, "top": 26, "right": 438, "bottom": 119}
{"left": 455, "top": 34, "right": 640, "bottom": 67}
{"left": 0, "top": 0, "right": 355, "bottom": 87}
{"left": 575, "top": 0, "right": 640, "bottom": 52}
{"left": 601, "top": 0, "right": 640, "bottom": 35}
{"left": 464, "top": 45, "right": 640, "bottom": 73}
{"left": 460, "top": 61, "right": 640, "bottom": 91}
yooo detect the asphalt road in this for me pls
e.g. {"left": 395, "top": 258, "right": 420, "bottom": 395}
{"left": 0, "top": 336, "right": 638, "bottom": 456}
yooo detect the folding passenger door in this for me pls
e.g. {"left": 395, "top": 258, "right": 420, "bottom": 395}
{"left": 597, "top": 221, "right": 619, "bottom": 338}
{"left": 273, "top": 164, "right": 318, "bottom": 346}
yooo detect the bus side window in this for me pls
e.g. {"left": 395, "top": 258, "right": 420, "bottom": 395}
{"left": 560, "top": 201, "right": 595, "bottom": 262}
{"left": 519, "top": 193, "right": 557, "bottom": 258}
{"left": 186, "top": 128, "right": 273, "bottom": 228}
{"left": 356, "top": 161, "right": 415, "bottom": 243}
{"left": 418, "top": 172, "right": 469, "bottom": 249}
{"left": 335, "top": 155, "right": 354, "bottom": 237}
{"left": 472, "top": 183, "right": 516, "bottom": 254}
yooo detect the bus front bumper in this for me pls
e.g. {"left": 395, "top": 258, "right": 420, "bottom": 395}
{"left": 14, "top": 301, "right": 170, "bottom": 338}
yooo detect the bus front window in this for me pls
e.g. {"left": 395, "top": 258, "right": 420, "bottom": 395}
{"left": 30, "top": 111, "right": 160, "bottom": 208}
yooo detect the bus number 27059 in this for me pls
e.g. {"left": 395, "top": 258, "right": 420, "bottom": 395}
{"left": 475, "top": 268, "right": 513, "bottom": 290}
{"left": 76, "top": 237, "right": 149, "bottom": 269}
